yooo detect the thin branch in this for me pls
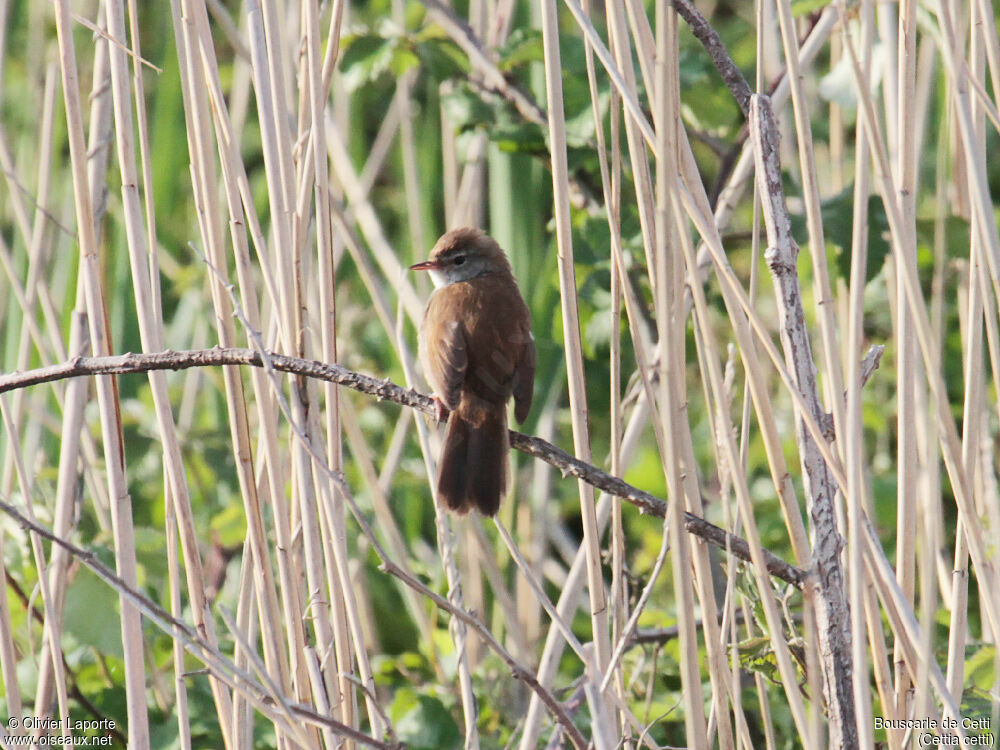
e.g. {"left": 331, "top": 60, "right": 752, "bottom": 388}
{"left": 0, "top": 347, "right": 806, "bottom": 587}
{"left": 750, "top": 93, "right": 857, "bottom": 748}
{"left": 669, "top": 0, "right": 752, "bottom": 114}
{"left": 374, "top": 539, "right": 590, "bottom": 750}
{"left": 418, "top": 0, "right": 547, "bottom": 128}
{"left": 0, "top": 497, "right": 402, "bottom": 750}
{"left": 858, "top": 344, "right": 884, "bottom": 389}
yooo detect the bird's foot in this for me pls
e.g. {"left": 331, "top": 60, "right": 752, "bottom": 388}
{"left": 431, "top": 396, "right": 451, "bottom": 424}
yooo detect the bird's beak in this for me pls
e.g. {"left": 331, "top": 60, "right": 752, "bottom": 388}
{"left": 409, "top": 259, "right": 439, "bottom": 272}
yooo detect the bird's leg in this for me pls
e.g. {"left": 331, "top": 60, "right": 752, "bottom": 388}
{"left": 431, "top": 395, "right": 451, "bottom": 424}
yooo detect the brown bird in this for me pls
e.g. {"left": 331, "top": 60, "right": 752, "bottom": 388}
{"left": 410, "top": 227, "right": 536, "bottom": 516}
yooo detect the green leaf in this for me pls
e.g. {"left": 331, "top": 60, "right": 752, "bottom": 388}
{"left": 440, "top": 83, "right": 550, "bottom": 153}
{"left": 964, "top": 644, "right": 996, "bottom": 690}
{"left": 497, "top": 27, "right": 544, "bottom": 71}
{"left": 790, "top": 0, "right": 830, "bottom": 17}
{"left": 391, "top": 690, "right": 461, "bottom": 750}
{"left": 833, "top": 193, "right": 891, "bottom": 283}
{"left": 390, "top": 42, "right": 421, "bottom": 77}
{"left": 415, "top": 35, "right": 469, "bottom": 79}
{"left": 733, "top": 636, "right": 781, "bottom": 683}
{"left": 489, "top": 120, "right": 547, "bottom": 154}
{"left": 63, "top": 567, "right": 124, "bottom": 657}
{"left": 564, "top": 88, "right": 606, "bottom": 146}
{"left": 790, "top": 185, "right": 890, "bottom": 284}
{"left": 678, "top": 48, "right": 742, "bottom": 134}
{"left": 210, "top": 502, "right": 247, "bottom": 548}
{"left": 959, "top": 687, "right": 995, "bottom": 735}
{"left": 440, "top": 85, "right": 496, "bottom": 133}
{"left": 339, "top": 32, "right": 395, "bottom": 90}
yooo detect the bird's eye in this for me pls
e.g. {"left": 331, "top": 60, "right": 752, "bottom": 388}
{"left": 453, "top": 255, "right": 466, "bottom": 266}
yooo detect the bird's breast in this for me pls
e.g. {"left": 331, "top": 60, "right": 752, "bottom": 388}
{"left": 423, "top": 274, "right": 531, "bottom": 404}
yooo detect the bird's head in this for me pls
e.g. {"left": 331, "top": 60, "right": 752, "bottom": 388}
{"left": 410, "top": 227, "right": 512, "bottom": 287}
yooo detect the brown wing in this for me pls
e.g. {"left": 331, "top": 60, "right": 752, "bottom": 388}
{"left": 420, "top": 290, "right": 468, "bottom": 410}
{"left": 513, "top": 330, "right": 535, "bottom": 424}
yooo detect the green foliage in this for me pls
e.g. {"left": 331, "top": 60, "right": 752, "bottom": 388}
{"left": 787, "top": 185, "right": 891, "bottom": 284}
{"left": 959, "top": 688, "right": 997, "bottom": 736}
{"left": 496, "top": 27, "right": 544, "bottom": 71}
{"left": 339, "top": 23, "right": 468, "bottom": 91}
{"left": 790, "top": 0, "right": 831, "bottom": 17}
{"left": 964, "top": 644, "right": 996, "bottom": 691}
{"left": 441, "top": 84, "right": 548, "bottom": 154}
{"left": 64, "top": 569, "right": 124, "bottom": 658}
{"left": 390, "top": 688, "right": 462, "bottom": 750}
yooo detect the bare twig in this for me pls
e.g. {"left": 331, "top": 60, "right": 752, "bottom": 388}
{"left": 858, "top": 345, "right": 884, "bottom": 389}
{"left": 669, "top": 0, "right": 752, "bottom": 114}
{"left": 0, "top": 348, "right": 806, "bottom": 586}
{"left": 750, "top": 94, "right": 857, "bottom": 747}
{"left": 418, "top": 0, "right": 546, "bottom": 128}
{"left": 374, "top": 547, "right": 589, "bottom": 750}
{"left": 0, "top": 497, "right": 403, "bottom": 750}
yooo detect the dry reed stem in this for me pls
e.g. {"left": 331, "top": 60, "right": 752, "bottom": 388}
{"left": 398, "top": 339, "right": 482, "bottom": 749}
{"left": 4, "top": 61, "right": 59, "bottom": 462}
{"left": 840, "top": 1, "right": 1000, "bottom": 638}
{"left": 605, "top": 0, "right": 658, "bottom": 293}
{"left": 579, "top": 0, "right": 630, "bottom": 729}
{"left": 173, "top": 4, "right": 291, "bottom": 744}
{"left": 108, "top": 2, "right": 242, "bottom": 741}
{"left": 1, "top": 397, "right": 73, "bottom": 742}
{"left": 561, "top": 0, "right": 657, "bottom": 154}
{"left": 493, "top": 520, "right": 588, "bottom": 662}
{"left": 538, "top": 0, "right": 612, "bottom": 731}
{"left": 676, "top": 116, "right": 818, "bottom": 744}
{"left": 0, "top": 461, "right": 24, "bottom": 721}
{"left": 163, "top": 480, "right": 194, "bottom": 750}
{"left": 32, "top": 313, "right": 88, "bottom": 717}
{"left": 652, "top": 4, "right": 712, "bottom": 746}
{"left": 878, "top": 0, "right": 921, "bottom": 733}
{"left": 52, "top": 0, "right": 150, "bottom": 744}
{"left": 245, "top": 5, "right": 344, "bottom": 733}
{"left": 948, "top": 0, "right": 999, "bottom": 719}
{"left": 339, "top": 397, "right": 434, "bottom": 643}
{"left": 700, "top": 7, "right": 838, "bottom": 275}
{"left": 862, "top": 521, "right": 966, "bottom": 738}
{"left": 773, "top": 0, "right": 848, "bottom": 445}
{"left": 845, "top": 5, "right": 877, "bottom": 747}
{"left": 305, "top": 0, "right": 380, "bottom": 738}
{"left": 674, "top": 132, "right": 814, "bottom": 748}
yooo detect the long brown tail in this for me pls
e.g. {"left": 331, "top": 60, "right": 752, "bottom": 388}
{"left": 437, "top": 396, "right": 509, "bottom": 516}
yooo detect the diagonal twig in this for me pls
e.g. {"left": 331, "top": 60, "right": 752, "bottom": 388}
{"left": 0, "top": 347, "right": 807, "bottom": 587}
{"left": 669, "top": 0, "right": 753, "bottom": 114}
{"left": 0, "top": 496, "right": 401, "bottom": 750}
